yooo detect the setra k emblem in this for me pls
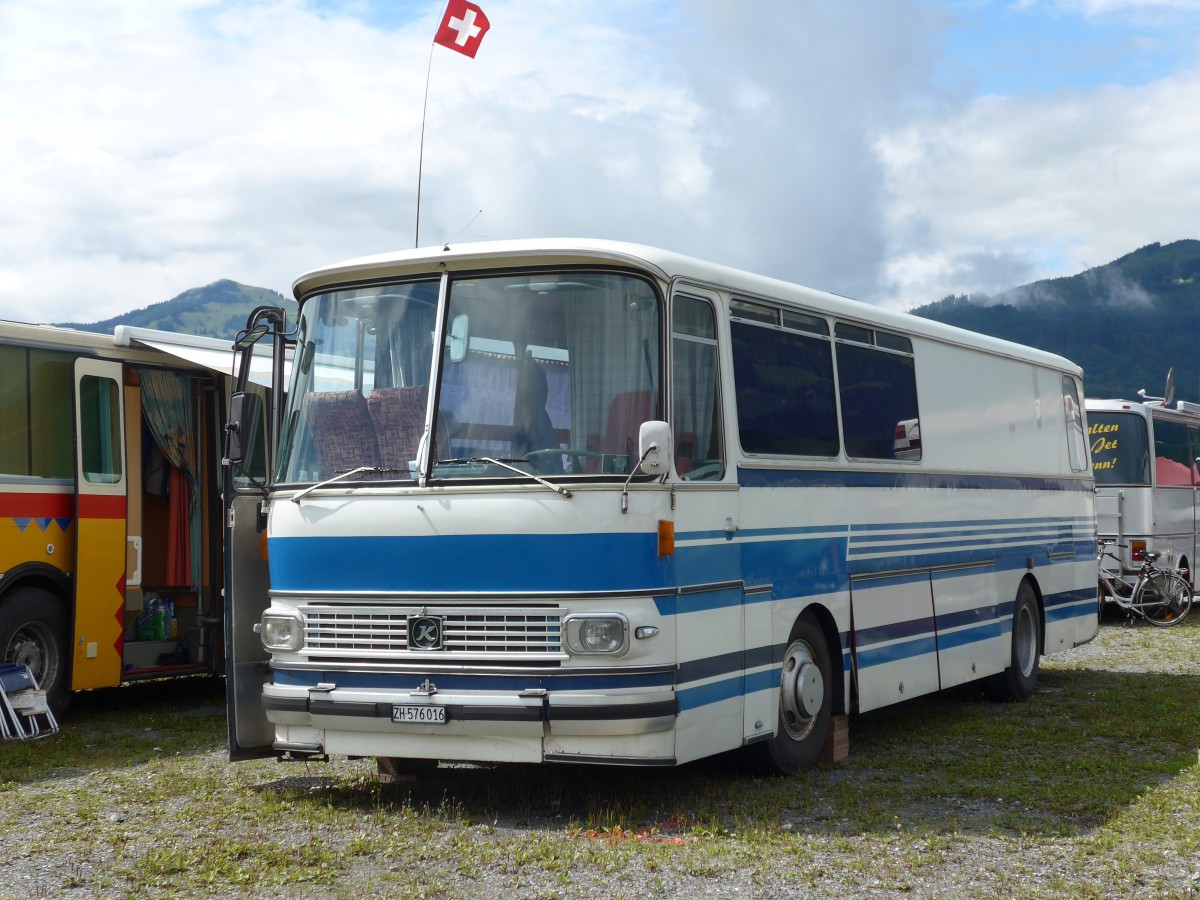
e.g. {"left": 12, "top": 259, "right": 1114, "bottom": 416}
{"left": 408, "top": 615, "right": 444, "bottom": 650}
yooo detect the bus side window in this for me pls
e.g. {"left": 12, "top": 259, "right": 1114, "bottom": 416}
{"left": 731, "top": 319, "right": 838, "bottom": 457}
{"left": 0, "top": 346, "right": 73, "bottom": 479}
{"left": 1154, "top": 418, "right": 1193, "bottom": 486}
{"left": 1062, "top": 376, "right": 1087, "bottom": 473}
{"left": 671, "top": 295, "right": 723, "bottom": 480}
{"left": 78, "top": 374, "right": 123, "bottom": 483}
{"left": 834, "top": 326, "right": 920, "bottom": 462}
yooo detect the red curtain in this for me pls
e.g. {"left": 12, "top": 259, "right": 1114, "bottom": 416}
{"left": 164, "top": 465, "right": 191, "bottom": 586}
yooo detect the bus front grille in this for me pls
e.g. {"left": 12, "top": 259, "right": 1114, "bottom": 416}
{"left": 298, "top": 604, "right": 566, "bottom": 660}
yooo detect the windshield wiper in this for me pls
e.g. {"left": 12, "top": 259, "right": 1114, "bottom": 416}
{"left": 438, "top": 457, "right": 573, "bottom": 498}
{"left": 290, "top": 466, "right": 408, "bottom": 504}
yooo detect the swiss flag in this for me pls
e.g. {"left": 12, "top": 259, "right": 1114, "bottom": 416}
{"left": 434, "top": 0, "right": 490, "bottom": 58}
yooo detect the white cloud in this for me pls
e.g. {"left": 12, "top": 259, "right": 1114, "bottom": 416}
{"left": 1, "top": 0, "right": 1198, "bottom": 327}
{"left": 0, "top": 0, "right": 957, "bottom": 323}
{"left": 877, "top": 64, "right": 1200, "bottom": 308}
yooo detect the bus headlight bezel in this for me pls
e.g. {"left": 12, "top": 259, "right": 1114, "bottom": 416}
{"left": 260, "top": 610, "right": 305, "bottom": 652}
{"left": 563, "top": 613, "right": 629, "bottom": 657}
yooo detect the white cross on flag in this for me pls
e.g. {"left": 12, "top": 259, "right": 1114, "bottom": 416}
{"left": 434, "top": 0, "right": 490, "bottom": 58}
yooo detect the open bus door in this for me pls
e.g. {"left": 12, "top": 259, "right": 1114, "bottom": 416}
{"left": 224, "top": 457, "right": 273, "bottom": 758}
{"left": 223, "top": 308, "right": 288, "bottom": 759}
{"left": 71, "top": 358, "right": 128, "bottom": 690}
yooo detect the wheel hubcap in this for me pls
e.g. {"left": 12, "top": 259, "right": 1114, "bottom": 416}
{"left": 780, "top": 640, "right": 823, "bottom": 741}
{"left": 7, "top": 626, "right": 51, "bottom": 685}
{"left": 1015, "top": 603, "right": 1036, "bottom": 677}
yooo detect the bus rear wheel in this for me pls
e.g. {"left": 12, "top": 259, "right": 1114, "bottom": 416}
{"left": 749, "top": 617, "right": 832, "bottom": 775}
{"left": 0, "top": 587, "right": 70, "bottom": 716}
{"left": 988, "top": 580, "right": 1041, "bottom": 702}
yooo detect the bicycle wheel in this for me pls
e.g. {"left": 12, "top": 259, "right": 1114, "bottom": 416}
{"left": 1139, "top": 571, "right": 1193, "bottom": 627}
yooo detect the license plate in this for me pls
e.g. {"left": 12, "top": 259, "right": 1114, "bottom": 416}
{"left": 392, "top": 704, "right": 446, "bottom": 724}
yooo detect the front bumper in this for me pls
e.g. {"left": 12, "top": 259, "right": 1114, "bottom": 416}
{"left": 262, "top": 668, "right": 680, "bottom": 765}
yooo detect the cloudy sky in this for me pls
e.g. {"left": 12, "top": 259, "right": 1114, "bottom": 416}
{"left": 2, "top": 0, "right": 1199, "bottom": 324}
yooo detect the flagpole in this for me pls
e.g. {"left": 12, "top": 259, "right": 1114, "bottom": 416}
{"left": 414, "top": 41, "right": 436, "bottom": 249}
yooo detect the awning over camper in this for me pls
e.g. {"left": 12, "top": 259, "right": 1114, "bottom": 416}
{"left": 113, "top": 325, "right": 288, "bottom": 387}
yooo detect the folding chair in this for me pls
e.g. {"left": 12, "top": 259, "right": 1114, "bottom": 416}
{"left": 0, "top": 662, "right": 59, "bottom": 739}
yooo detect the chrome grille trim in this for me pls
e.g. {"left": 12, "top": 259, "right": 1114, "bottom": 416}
{"left": 298, "top": 604, "right": 566, "bottom": 661}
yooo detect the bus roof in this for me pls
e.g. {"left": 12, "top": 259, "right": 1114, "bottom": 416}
{"left": 1087, "top": 398, "right": 1200, "bottom": 418}
{"left": 291, "top": 238, "right": 1084, "bottom": 376}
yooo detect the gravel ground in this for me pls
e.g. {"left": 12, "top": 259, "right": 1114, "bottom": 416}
{"left": 2, "top": 615, "right": 1198, "bottom": 899}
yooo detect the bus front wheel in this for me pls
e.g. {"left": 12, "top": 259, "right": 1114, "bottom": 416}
{"left": 749, "top": 617, "right": 832, "bottom": 775}
{"left": 0, "top": 587, "right": 70, "bottom": 716}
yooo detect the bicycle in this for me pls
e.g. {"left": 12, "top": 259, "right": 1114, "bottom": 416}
{"left": 1097, "top": 539, "right": 1193, "bottom": 626}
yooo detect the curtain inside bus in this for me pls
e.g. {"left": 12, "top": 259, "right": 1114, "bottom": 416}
{"left": 139, "top": 369, "right": 200, "bottom": 587}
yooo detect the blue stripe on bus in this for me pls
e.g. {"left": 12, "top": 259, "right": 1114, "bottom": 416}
{"left": 1044, "top": 587, "right": 1098, "bottom": 622}
{"left": 271, "top": 513, "right": 1091, "bottom": 597}
{"left": 936, "top": 601, "right": 1009, "bottom": 631}
{"left": 677, "top": 675, "right": 743, "bottom": 711}
{"left": 856, "top": 634, "right": 939, "bottom": 668}
{"left": 269, "top": 532, "right": 676, "bottom": 593}
{"left": 738, "top": 468, "right": 1095, "bottom": 493}
{"left": 855, "top": 615, "right": 937, "bottom": 648}
{"left": 936, "top": 620, "right": 1005, "bottom": 651}
{"left": 848, "top": 515, "right": 1092, "bottom": 533}
{"left": 745, "top": 667, "right": 780, "bottom": 694}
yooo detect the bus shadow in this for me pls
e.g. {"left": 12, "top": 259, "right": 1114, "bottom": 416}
{"left": 271, "top": 664, "right": 1198, "bottom": 840}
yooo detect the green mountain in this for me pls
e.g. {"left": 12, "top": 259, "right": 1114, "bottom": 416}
{"left": 59, "top": 279, "right": 296, "bottom": 341}
{"left": 911, "top": 240, "right": 1200, "bottom": 403}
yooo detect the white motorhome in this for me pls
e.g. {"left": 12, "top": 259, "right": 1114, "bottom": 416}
{"left": 1087, "top": 396, "right": 1200, "bottom": 583}
{"left": 224, "top": 239, "right": 1099, "bottom": 774}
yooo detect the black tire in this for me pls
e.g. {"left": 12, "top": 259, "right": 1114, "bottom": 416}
{"left": 0, "top": 587, "right": 71, "bottom": 716}
{"left": 1141, "top": 572, "right": 1193, "bottom": 627}
{"left": 748, "top": 617, "right": 832, "bottom": 775}
{"left": 988, "top": 580, "right": 1041, "bottom": 701}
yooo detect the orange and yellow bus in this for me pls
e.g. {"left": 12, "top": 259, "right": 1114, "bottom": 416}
{"left": 0, "top": 321, "right": 269, "bottom": 714}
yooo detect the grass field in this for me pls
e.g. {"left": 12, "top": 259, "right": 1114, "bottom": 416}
{"left": 1, "top": 614, "right": 1197, "bottom": 899}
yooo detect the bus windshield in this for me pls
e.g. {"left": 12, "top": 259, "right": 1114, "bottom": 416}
{"left": 1088, "top": 411, "right": 1150, "bottom": 486}
{"left": 278, "top": 270, "right": 662, "bottom": 484}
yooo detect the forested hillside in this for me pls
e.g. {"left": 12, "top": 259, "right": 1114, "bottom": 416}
{"left": 911, "top": 240, "right": 1200, "bottom": 402}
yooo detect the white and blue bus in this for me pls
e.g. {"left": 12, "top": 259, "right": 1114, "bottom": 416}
{"left": 224, "top": 239, "right": 1099, "bottom": 774}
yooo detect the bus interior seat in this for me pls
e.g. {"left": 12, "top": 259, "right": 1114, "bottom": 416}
{"left": 368, "top": 386, "right": 429, "bottom": 469}
{"left": 304, "top": 390, "right": 380, "bottom": 474}
{"left": 674, "top": 431, "right": 697, "bottom": 475}
{"left": 590, "top": 390, "right": 654, "bottom": 473}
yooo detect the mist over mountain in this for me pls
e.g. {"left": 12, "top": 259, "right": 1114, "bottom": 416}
{"left": 911, "top": 240, "right": 1200, "bottom": 403}
{"left": 58, "top": 279, "right": 295, "bottom": 341}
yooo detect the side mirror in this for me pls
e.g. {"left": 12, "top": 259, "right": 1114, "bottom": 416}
{"left": 225, "top": 392, "right": 247, "bottom": 465}
{"left": 448, "top": 314, "right": 470, "bottom": 363}
{"left": 234, "top": 322, "right": 271, "bottom": 351}
{"left": 637, "top": 420, "right": 672, "bottom": 476}
{"left": 224, "top": 391, "right": 261, "bottom": 466}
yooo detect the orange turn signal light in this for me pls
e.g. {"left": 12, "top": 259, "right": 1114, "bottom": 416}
{"left": 658, "top": 520, "right": 675, "bottom": 557}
